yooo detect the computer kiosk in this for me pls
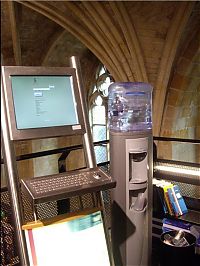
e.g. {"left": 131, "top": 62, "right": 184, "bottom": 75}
{"left": 1, "top": 57, "right": 116, "bottom": 266}
{"left": 108, "top": 82, "right": 153, "bottom": 266}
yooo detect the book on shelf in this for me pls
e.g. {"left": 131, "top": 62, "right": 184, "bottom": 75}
{"left": 162, "top": 218, "right": 191, "bottom": 233}
{"left": 167, "top": 187, "right": 182, "bottom": 217}
{"left": 163, "top": 184, "right": 175, "bottom": 216}
{"left": 173, "top": 185, "right": 188, "bottom": 215}
{"left": 154, "top": 185, "right": 168, "bottom": 215}
{"left": 153, "top": 179, "right": 188, "bottom": 217}
{"left": 158, "top": 187, "right": 168, "bottom": 215}
{"left": 153, "top": 179, "right": 170, "bottom": 215}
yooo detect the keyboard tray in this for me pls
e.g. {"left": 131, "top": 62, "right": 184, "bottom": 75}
{"left": 21, "top": 167, "right": 116, "bottom": 204}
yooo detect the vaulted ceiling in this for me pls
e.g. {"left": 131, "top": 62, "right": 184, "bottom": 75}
{"left": 1, "top": 1, "right": 200, "bottom": 141}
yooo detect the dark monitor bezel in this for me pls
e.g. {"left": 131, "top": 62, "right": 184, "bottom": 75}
{"left": 2, "top": 66, "right": 86, "bottom": 140}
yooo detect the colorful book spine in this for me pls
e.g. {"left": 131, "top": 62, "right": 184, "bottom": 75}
{"left": 167, "top": 187, "right": 181, "bottom": 217}
{"left": 173, "top": 185, "right": 188, "bottom": 215}
{"left": 153, "top": 179, "right": 188, "bottom": 217}
{"left": 162, "top": 218, "right": 191, "bottom": 231}
{"left": 156, "top": 186, "right": 168, "bottom": 214}
{"left": 163, "top": 184, "right": 174, "bottom": 216}
{"left": 162, "top": 224, "right": 190, "bottom": 233}
{"left": 170, "top": 186, "right": 183, "bottom": 215}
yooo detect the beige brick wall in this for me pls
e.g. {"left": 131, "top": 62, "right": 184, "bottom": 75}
{"left": 159, "top": 26, "right": 199, "bottom": 162}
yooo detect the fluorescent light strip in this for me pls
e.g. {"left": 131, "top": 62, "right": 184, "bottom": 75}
{"left": 154, "top": 165, "right": 200, "bottom": 177}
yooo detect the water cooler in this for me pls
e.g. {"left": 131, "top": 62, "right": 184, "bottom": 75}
{"left": 109, "top": 82, "right": 153, "bottom": 266}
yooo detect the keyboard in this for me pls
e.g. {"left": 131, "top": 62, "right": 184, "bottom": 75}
{"left": 21, "top": 167, "right": 116, "bottom": 204}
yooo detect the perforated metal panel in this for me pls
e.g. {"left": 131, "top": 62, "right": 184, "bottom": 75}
{"left": 1, "top": 190, "right": 20, "bottom": 266}
{"left": 69, "top": 196, "right": 82, "bottom": 212}
{"left": 22, "top": 191, "right": 112, "bottom": 223}
{"left": 100, "top": 166, "right": 112, "bottom": 228}
{"left": 79, "top": 193, "right": 95, "bottom": 208}
{"left": 102, "top": 190, "right": 112, "bottom": 228}
{"left": 21, "top": 191, "right": 34, "bottom": 223}
{"left": 36, "top": 201, "right": 58, "bottom": 220}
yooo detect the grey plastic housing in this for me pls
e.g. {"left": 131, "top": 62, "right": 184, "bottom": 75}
{"left": 110, "top": 131, "right": 153, "bottom": 266}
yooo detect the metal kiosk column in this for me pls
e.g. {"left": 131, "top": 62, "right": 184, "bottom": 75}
{"left": 1, "top": 57, "right": 116, "bottom": 266}
{"left": 108, "top": 82, "right": 153, "bottom": 266}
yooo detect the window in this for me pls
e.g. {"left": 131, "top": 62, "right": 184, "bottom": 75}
{"left": 88, "top": 66, "right": 113, "bottom": 164}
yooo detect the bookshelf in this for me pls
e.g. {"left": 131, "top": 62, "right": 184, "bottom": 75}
{"left": 179, "top": 210, "right": 200, "bottom": 226}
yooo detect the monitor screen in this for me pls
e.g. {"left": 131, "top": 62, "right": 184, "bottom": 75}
{"left": 11, "top": 75, "right": 78, "bottom": 129}
{"left": 22, "top": 210, "right": 111, "bottom": 266}
{"left": 2, "top": 66, "right": 85, "bottom": 140}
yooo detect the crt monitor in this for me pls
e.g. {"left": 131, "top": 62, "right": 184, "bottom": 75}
{"left": 22, "top": 209, "right": 111, "bottom": 266}
{"left": 1, "top": 66, "right": 85, "bottom": 140}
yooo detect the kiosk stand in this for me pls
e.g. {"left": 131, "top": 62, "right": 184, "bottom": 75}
{"left": 108, "top": 82, "right": 153, "bottom": 266}
{"left": 1, "top": 57, "right": 115, "bottom": 266}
